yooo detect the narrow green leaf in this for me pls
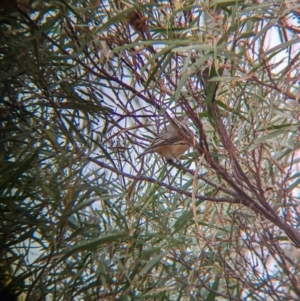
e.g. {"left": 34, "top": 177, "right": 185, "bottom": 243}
{"left": 140, "top": 250, "right": 169, "bottom": 275}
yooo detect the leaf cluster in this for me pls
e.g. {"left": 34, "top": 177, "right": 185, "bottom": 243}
{"left": 0, "top": 0, "right": 300, "bottom": 300}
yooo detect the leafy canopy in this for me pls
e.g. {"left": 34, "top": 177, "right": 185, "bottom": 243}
{"left": 1, "top": 0, "right": 300, "bottom": 300}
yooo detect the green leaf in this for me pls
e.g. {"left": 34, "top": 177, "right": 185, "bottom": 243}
{"left": 140, "top": 250, "right": 169, "bottom": 275}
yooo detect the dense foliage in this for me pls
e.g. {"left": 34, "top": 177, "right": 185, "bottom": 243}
{"left": 1, "top": 0, "right": 300, "bottom": 300}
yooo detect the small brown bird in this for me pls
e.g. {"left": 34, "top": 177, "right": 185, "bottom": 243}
{"left": 137, "top": 117, "right": 191, "bottom": 160}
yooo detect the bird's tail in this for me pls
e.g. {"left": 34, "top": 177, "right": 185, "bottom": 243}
{"left": 136, "top": 148, "right": 152, "bottom": 159}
